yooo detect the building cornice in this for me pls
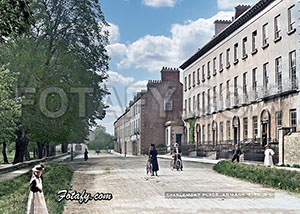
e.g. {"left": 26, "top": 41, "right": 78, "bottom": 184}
{"left": 179, "top": 0, "right": 275, "bottom": 70}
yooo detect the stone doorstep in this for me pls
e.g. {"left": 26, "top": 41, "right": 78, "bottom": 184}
{"left": 0, "top": 152, "right": 71, "bottom": 174}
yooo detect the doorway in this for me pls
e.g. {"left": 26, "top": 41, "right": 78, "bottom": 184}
{"left": 212, "top": 121, "right": 218, "bottom": 147}
{"left": 176, "top": 134, "right": 182, "bottom": 146}
{"left": 261, "top": 109, "right": 270, "bottom": 147}
{"left": 232, "top": 116, "right": 240, "bottom": 146}
{"left": 196, "top": 124, "right": 201, "bottom": 146}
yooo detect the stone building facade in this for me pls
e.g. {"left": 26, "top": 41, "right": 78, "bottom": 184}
{"left": 180, "top": 0, "right": 300, "bottom": 160}
{"left": 114, "top": 67, "right": 183, "bottom": 155}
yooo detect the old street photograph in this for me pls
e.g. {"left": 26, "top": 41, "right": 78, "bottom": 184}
{"left": 0, "top": 0, "right": 300, "bottom": 214}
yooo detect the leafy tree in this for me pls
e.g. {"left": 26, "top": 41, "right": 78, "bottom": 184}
{"left": 0, "top": 66, "right": 20, "bottom": 163}
{"left": 0, "top": 0, "right": 32, "bottom": 163}
{"left": 0, "top": 0, "right": 33, "bottom": 41}
{"left": 88, "top": 126, "right": 114, "bottom": 150}
{"left": 0, "top": 0, "right": 109, "bottom": 163}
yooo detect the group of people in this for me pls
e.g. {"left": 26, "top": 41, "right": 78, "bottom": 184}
{"left": 232, "top": 144, "right": 276, "bottom": 167}
{"left": 148, "top": 143, "right": 183, "bottom": 176}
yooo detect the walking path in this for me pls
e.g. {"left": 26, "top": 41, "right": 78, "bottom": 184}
{"left": 0, "top": 153, "right": 72, "bottom": 182}
{"left": 64, "top": 152, "right": 300, "bottom": 214}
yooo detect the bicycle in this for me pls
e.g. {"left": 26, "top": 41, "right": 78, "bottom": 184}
{"left": 170, "top": 154, "right": 182, "bottom": 171}
{"left": 146, "top": 158, "right": 153, "bottom": 175}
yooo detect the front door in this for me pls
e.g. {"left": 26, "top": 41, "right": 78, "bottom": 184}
{"left": 234, "top": 127, "right": 238, "bottom": 145}
{"left": 132, "top": 141, "right": 137, "bottom": 155}
{"left": 212, "top": 130, "right": 216, "bottom": 146}
{"left": 262, "top": 122, "right": 268, "bottom": 147}
{"left": 176, "top": 134, "right": 182, "bottom": 145}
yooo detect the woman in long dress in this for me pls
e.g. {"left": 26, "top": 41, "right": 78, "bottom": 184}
{"left": 149, "top": 144, "right": 159, "bottom": 176}
{"left": 27, "top": 164, "right": 49, "bottom": 214}
{"left": 264, "top": 145, "right": 275, "bottom": 167}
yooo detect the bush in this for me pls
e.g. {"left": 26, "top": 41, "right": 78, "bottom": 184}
{"left": 0, "top": 163, "right": 73, "bottom": 214}
{"left": 213, "top": 160, "right": 300, "bottom": 194}
{"left": 156, "top": 144, "right": 166, "bottom": 149}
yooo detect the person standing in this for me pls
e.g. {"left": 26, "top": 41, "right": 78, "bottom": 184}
{"left": 173, "top": 143, "right": 183, "bottom": 170}
{"left": 149, "top": 144, "right": 159, "bottom": 176}
{"left": 232, "top": 144, "right": 242, "bottom": 162}
{"left": 84, "top": 148, "right": 89, "bottom": 161}
{"left": 27, "top": 164, "right": 49, "bottom": 214}
{"left": 264, "top": 145, "right": 275, "bottom": 167}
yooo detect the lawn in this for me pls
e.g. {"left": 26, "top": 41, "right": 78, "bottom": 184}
{"left": 213, "top": 160, "right": 300, "bottom": 194}
{"left": 0, "top": 162, "right": 73, "bottom": 214}
{"left": 0, "top": 150, "right": 15, "bottom": 164}
{"left": 0, "top": 151, "right": 37, "bottom": 164}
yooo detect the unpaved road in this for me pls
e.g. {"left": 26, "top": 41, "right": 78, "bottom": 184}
{"left": 64, "top": 152, "right": 300, "bottom": 214}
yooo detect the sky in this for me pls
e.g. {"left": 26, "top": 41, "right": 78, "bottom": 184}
{"left": 98, "top": 0, "right": 258, "bottom": 134}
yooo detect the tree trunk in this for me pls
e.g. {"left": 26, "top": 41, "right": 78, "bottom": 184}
{"left": 50, "top": 144, "right": 56, "bottom": 156}
{"left": 33, "top": 147, "right": 37, "bottom": 159}
{"left": 46, "top": 144, "right": 50, "bottom": 157}
{"left": 61, "top": 143, "right": 68, "bottom": 153}
{"left": 13, "top": 128, "right": 26, "bottom": 164}
{"left": 36, "top": 142, "right": 44, "bottom": 159}
{"left": 24, "top": 140, "right": 30, "bottom": 161}
{"left": 2, "top": 142, "right": 9, "bottom": 164}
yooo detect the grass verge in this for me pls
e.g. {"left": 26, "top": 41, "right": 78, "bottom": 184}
{"left": 213, "top": 160, "right": 300, "bottom": 194}
{"left": 0, "top": 162, "right": 73, "bottom": 214}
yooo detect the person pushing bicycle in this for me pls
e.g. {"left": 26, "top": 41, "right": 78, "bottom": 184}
{"left": 172, "top": 143, "right": 183, "bottom": 170}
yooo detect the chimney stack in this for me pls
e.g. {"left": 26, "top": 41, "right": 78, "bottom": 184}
{"left": 161, "top": 67, "right": 180, "bottom": 82}
{"left": 214, "top": 20, "right": 232, "bottom": 36}
{"left": 235, "top": 5, "right": 251, "bottom": 19}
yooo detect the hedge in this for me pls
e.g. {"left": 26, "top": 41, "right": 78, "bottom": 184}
{"left": 213, "top": 160, "right": 300, "bottom": 194}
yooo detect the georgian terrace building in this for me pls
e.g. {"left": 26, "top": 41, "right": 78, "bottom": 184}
{"left": 114, "top": 67, "right": 183, "bottom": 155}
{"left": 180, "top": 0, "right": 299, "bottom": 160}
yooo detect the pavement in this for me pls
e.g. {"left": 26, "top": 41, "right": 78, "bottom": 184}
{"left": 158, "top": 154, "right": 300, "bottom": 172}
{"left": 0, "top": 153, "right": 72, "bottom": 182}
{"left": 63, "top": 151, "right": 300, "bottom": 214}
{"left": 158, "top": 154, "right": 221, "bottom": 165}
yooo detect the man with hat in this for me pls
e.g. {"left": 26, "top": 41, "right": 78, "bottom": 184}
{"left": 172, "top": 143, "right": 183, "bottom": 170}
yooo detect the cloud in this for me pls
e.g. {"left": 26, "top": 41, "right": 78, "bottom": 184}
{"left": 107, "top": 71, "right": 134, "bottom": 86}
{"left": 109, "top": 11, "right": 233, "bottom": 72}
{"left": 106, "top": 43, "right": 128, "bottom": 60}
{"left": 218, "top": 0, "right": 257, "bottom": 10}
{"left": 126, "top": 80, "right": 148, "bottom": 95}
{"left": 105, "top": 22, "right": 120, "bottom": 44}
{"left": 142, "top": 0, "right": 177, "bottom": 8}
{"left": 106, "top": 104, "right": 125, "bottom": 118}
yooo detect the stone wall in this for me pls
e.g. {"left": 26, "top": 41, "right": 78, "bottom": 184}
{"left": 284, "top": 132, "right": 300, "bottom": 165}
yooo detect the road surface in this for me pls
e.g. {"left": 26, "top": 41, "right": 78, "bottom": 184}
{"left": 63, "top": 152, "right": 300, "bottom": 214}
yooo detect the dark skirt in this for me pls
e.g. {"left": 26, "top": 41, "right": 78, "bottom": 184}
{"left": 149, "top": 150, "right": 159, "bottom": 171}
{"left": 151, "top": 158, "right": 159, "bottom": 171}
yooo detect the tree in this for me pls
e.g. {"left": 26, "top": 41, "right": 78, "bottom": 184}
{"left": 88, "top": 126, "right": 114, "bottom": 150}
{"left": 0, "top": 0, "right": 109, "bottom": 163}
{"left": 0, "top": 0, "right": 32, "bottom": 163}
{"left": 0, "top": 66, "right": 20, "bottom": 163}
{"left": 0, "top": 0, "right": 33, "bottom": 42}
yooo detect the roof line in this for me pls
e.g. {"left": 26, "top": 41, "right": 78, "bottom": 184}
{"left": 179, "top": 0, "right": 274, "bottom": 70}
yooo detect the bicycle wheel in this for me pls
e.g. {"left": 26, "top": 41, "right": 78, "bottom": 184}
{"left": 175, "top": 159, "right": 182, "bottom": 171}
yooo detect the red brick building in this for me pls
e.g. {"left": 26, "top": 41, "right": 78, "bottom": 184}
{"left": 114, "top": 67, "right": 183, "bottom": 155}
